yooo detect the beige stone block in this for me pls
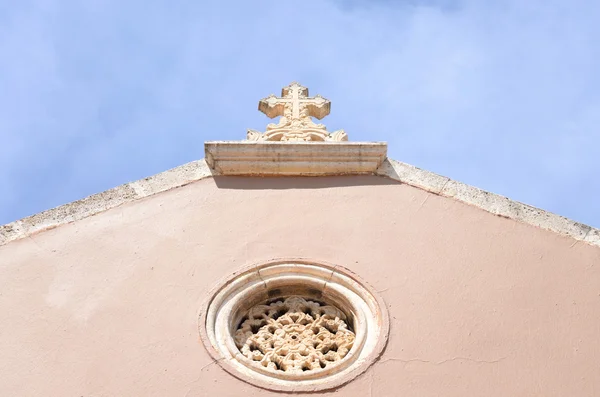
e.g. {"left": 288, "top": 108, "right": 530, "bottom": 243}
{"left": 205, "top": 141, "right": 388, "bottom": 176}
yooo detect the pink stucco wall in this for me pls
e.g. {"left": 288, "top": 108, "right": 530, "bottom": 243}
{"left": 1, "top": 175, "right": 599, "bottom": 396}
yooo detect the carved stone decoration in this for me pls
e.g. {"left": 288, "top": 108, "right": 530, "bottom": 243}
{"left": 247, "top": 82, "right": 348, "bottom": 142}
{"left": 199, "top": 259, "right": 390, "bottom": 392}
{"left": 235, "top": 296, "right": 355, "bottom": 373}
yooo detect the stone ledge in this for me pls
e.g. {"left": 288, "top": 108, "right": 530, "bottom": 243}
{"left": 204, "top": 141, "right": 388, "bottom": 176}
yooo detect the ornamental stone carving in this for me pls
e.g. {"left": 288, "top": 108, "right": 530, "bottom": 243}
{"left": 199, "top": 260, "right": 389, "bottom": 392}
{"left": 235, "top": 296, "right": 355, "bottom": 373}
{"left": 247, "top": 82, "right": 348, "bottom": 142}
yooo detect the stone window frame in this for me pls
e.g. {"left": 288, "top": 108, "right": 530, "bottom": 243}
{"left": 199, "top": 258, "right": 389, "bottom": 393}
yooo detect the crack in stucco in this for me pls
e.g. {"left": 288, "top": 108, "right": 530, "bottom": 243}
{"left": 570, "top": 228, "right": 591, "bottom": 248}
{"left": 417, "top": 194, "right": 431, "bottom": 211}
{"left": 322, "top": 265, "right": 337, "bottom": 293}
{"left": 255, "top": 264, "right": 268, "bottom": 290}
{"left": 437, "top": 178, "right": 452, "bottom": 195}
{"left": 184, "top": 358, "right": 225, "bottom": 396}
{"left": 199, "top": 358, "right": 221, "bottom": 372}
{"left": 380, "top": 356, "right": 507, "bottom": 365}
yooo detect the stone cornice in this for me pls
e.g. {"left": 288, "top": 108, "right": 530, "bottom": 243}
{"left": 204, "top": 141, "right": 388, "bottom": 176}
{"left": 1, "top": 157, "right": 598, "bottom": 248}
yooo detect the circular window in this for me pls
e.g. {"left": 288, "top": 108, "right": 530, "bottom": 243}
{"left": 199, "top": 259, "right": 389, "bottom": 392}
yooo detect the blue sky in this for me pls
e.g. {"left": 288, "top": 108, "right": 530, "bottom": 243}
{"left": 1, "top": 0, "right": 599, "bottom": 227}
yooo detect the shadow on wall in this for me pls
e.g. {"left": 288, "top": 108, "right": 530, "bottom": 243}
{"left": 212, "top": 174, "right": 401, "bottom": 190}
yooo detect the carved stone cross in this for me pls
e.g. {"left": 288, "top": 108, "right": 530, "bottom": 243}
{"left": 247, "top": 82, "right": 347, "bottom": 142}
{"left": 258, "top": 82, "right": 330, "bottom": 121}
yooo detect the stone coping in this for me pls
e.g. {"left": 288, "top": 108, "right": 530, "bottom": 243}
{"left": 1, "top": 157, "right": 598, "bottom": 248}
{"left": 376, "top": 159, "right": 599, "bottom": 247}
{"left": 205, "top": 141, "right": 388, "bottom": 176}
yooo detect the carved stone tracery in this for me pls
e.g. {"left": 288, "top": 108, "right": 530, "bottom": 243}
{"left": 235, "top": 296, "right": 355, "bottom": 373}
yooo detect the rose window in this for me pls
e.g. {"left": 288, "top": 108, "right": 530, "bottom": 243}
{"left": 199, "top": 260, "right": 389, "bottom": 392}
{"left": 235, "top": 296, "right": 355, "bottom": 373}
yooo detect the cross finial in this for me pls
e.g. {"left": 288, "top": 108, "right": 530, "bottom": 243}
{"left": 247, "top": 82, "right": 347, "bottom": 142}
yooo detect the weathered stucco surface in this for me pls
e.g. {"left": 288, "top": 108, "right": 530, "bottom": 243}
{"left": 1, "top": 175, "right": 599, "bottom": 396}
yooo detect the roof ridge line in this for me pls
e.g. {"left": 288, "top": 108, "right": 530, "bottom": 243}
{"left": 1, "top": 158, "right": 598, "bottom": 248}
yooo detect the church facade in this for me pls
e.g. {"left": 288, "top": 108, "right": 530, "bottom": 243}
{"left": 1, "top": 83, "right": 599, "bottom": 396}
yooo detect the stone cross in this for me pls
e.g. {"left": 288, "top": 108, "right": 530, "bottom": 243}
{"left": 247, "top": 82, "right": 347, "bottom": 142}
{"left": 258, "top": 82, "right": 330, "bottom": 121}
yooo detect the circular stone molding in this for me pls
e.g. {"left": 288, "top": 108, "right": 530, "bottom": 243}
{"left": 199, "top": 259, "right": 389, "bottom": 392}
